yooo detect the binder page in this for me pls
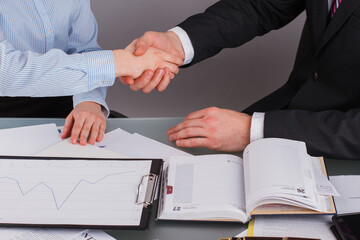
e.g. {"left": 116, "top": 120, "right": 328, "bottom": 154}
{"left": 160, "top": 154, "right": 248, "bottom": 222}
{"left": 243, "top": 138, "right": 319, "bottom": 214}
{"left": 0, "top": 158, "right": 152, "bottom": 227}
{"left": 251, "top": 215, "right": 336, "bottom": 240}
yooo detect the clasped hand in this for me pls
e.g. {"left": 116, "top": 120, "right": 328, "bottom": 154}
{"left": 119, "top": 31, "right": 185, "bottom": 93}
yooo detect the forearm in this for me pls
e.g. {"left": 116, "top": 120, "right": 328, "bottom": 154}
{"left": 264, "top": 109, "right": 360, "bottom": 160}
{"left": 0, "top": 39, "right": 115, "bottom": 97}
{"left": 178, "top": 0, "right": 305, "bottom": 65}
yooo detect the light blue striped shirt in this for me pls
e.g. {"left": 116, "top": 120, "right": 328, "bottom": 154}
{"left": 0, "top": 0, "right": 116, "bottom": 115}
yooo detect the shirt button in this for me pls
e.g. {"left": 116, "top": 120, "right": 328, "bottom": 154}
{"left": 47, "top": 28, "right": 51, "bottom": 33}
{"left": 312, "top": 72, "right": 319, "bottom": 81}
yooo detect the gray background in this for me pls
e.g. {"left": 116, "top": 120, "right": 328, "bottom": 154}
{"left": 91, "top": 0, "right": 306, "bottom": 118}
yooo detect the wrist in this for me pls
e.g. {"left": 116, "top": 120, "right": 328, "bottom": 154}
{"left": 166, "top": 31, "right": 185, "bottom": 61}
{"left": 76, "top": 101, "right": 101, "bottom": 111}
{"left": 113, "top": 49, "right": 133, "bottom": 78}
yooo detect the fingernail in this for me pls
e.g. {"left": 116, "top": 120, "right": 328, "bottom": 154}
{"left": 72, "top": 138, "right": 77, "bottom": 144}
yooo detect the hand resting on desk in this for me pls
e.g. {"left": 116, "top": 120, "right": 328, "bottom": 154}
{"left": 167, "top": 107, "right": 252, "bottom": 152}
{"left": 61, "top": 101, "right": 106, "bottom": 146}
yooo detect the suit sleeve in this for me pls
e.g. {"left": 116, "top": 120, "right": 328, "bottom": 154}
{"left": 264, "top": 109, "right": 360, "bottom": 160}
{"left": 178, "top": 0, "right": 305, "bottom": 65}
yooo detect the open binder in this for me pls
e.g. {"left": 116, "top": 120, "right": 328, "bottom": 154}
{"left": 0, "top": 156, "right": 162, "bottom": 230}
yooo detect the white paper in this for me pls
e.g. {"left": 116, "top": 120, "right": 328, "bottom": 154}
{"left": 69, "top": 229, "right": 116, "bottom": 240}
{"left": 0, "top": 228, "right": 115, "bottom": 240}
{"left": 103, "top": 130, "right": 192, "bottom": 160}
{"left": 0, "top": 158, "right": 152, "bottom": 226}
{"left": 36, "top": 138, "right": 125, "bottom": 158}
{"left": 243, "top": 138, "right": 321, "bottom": 214}
{"left": 159, "top": 154, "right": 248, "bottom": 222}
{"left": 94, "top": 128, "right": 133, "bottom": 148}
{"left": 330, "top": 175, "right": 360, "bottom": 214}
{"left": 0, "top": 124, "right": 61, "bottom": 156}
{"left": 252, "top": 215, "right": 336, "bottom": 240}
{"left": 312, "top": 157, "right": 339, "bottom": 196}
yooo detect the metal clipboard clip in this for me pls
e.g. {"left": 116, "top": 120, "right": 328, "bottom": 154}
{"left": 136, "top": 173, "right": 158, "bottom": 208}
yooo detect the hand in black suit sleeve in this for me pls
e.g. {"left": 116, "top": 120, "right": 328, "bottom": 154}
{"left": 265, "top": 109, "right": 360, "bottom": 160}
{"left": 178, "top": 0, "right": 305, "bottom": 65}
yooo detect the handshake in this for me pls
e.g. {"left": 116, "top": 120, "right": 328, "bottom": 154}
{"left": 113, "top": 31, "right": 185, "bottom": 93}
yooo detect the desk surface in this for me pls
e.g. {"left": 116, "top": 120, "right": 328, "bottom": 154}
{"left": 1, "top": 118, "right": 360, "bottom": 240}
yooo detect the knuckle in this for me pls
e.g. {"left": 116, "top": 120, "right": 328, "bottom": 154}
{"left": 183, "top": 120, "right": 190, "bottom": 128}
{"left": 73, "top": 123, "right": 82, "bottom": 131}
{"left": 206, "top": 106, "right": 219, "bottom": 114}
{"left": 144, "top": 31, "right": 154, "bottom": 38}
{"left": 183, "top": 129, "right": 191, "bottom": 136}
{"left": 209, "top": 139, "right": 222, "bottom": 150}
{"left": 202, "top": 117, "right": 216, "bottom": 125}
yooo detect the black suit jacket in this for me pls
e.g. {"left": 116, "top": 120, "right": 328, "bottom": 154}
{"left": 178, "top": 0, "right": 360, "bottom": 159}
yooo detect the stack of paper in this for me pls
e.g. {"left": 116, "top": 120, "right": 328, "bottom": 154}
{"left": 0, "top": 123, "right": 61, "bottom": 156}
{"left": 94, "top": 128, "right": 192, "bottom": 160}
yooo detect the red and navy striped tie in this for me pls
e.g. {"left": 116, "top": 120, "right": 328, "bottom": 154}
{"left": 330, "top": 0, "right": 342, "bottom": 18}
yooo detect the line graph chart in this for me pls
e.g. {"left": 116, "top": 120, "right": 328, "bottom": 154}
{"left": 0, "top": 171, "right": 135, "bottom": 210}
{"left": 0, "top": 158, "right": 152, "bottom": 226}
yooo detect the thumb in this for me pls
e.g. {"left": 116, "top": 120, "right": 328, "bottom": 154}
{"left": 134, "top": 44, "right": 148, "bottom": 56}
{"left": 134, "top": 34, "right": 154, "bottom": 56}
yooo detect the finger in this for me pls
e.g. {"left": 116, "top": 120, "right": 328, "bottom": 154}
{"left": 175, "top": 137, "right": 212, "bottom": 149}
{"left": 61, "top": 114, "right": 74, "bottom": 139}
{"left": 88, "top": 120, "right": 101, "bottom": 145}
{"left": 130, "top": 71, "right": 153, "bottom": 91}
{"left": 170, "top": 73, "right": 175, "bottom": 79}
{"left": 70, "top": 115, "right": 86, "bottom": 144}
{"left": 79, "top": 118, "right": 94, "bottom": 146}
{"left": 168, "top": 126, "right": 208, "bottom": 142}
{"left": 97, "top": 122, "right": 106, "bottom": 142}
{"left": 157, "top": 68, "right": 171, "bottom": 92}
{"left": 120, "top": 76, "right": 134, "bottom": 85}
{"left": 143, "top": 68, "right": 164, "bottom": 93}
{"left": 167, "top": 118, "right": 204, "bottom": 135}
{"left": 162, "top": 62, "right": 179, "bottom": 75}
{"left": 160, "top": 51, "right": 183, "bottom": 66}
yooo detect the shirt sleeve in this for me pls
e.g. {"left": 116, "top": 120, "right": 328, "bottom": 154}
{"left": 0, "top": 0, "right": 116, "bottom": 102}
{"left": 169, "top": 27, "right": 195, "bottom": 65}
{"left": 69, "top": 0, "right": 115, "bottom": 116}
{"left": 250, "top": 112, "right": 265, "bottom": 142}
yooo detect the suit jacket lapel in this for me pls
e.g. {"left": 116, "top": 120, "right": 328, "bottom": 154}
{"left": 316, "top": 0, "right": 360, "bottom": 56}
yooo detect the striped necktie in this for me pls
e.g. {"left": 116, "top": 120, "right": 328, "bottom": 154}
{"left": 330, "top": 0, "right": 342, "bottom": 18}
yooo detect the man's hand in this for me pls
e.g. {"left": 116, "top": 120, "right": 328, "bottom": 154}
{"left": 61, "top": 101, "right": 106, "bottom": 146}
{"left": 167, "top": 107, "right": 252, "bottom": 152}
{"left": 113, "top": 44, "right": 182, "bottom": 80}
{"left": 120, "top": 31, "right": 185, "bottom": 93}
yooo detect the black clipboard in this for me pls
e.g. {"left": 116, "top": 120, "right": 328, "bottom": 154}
{"left": 0, "top": 155, "right": 163, "bottom": 230}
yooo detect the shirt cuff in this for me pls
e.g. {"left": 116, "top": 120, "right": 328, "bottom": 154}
{"left": 169, "top": 26, "right": 194, "bottom": 65}
{"left": 73, "top": 87, "right": 110, "bottom": 117}
{"left": 82, "top": 50, "right": 116, "bottom": 90}
{"left": 250, "top": 112, "right": 265, "bottom": 142}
